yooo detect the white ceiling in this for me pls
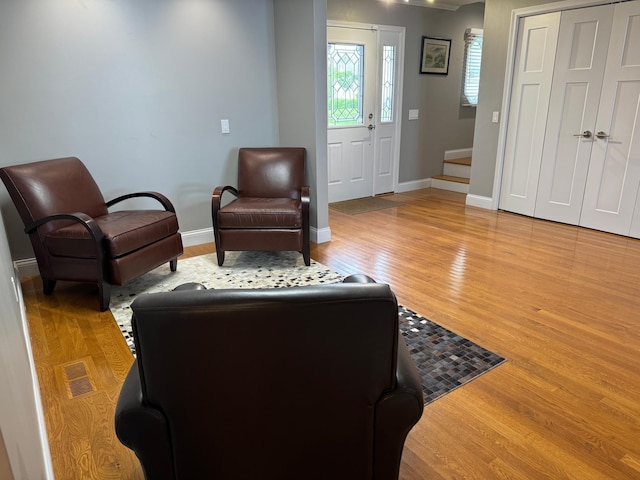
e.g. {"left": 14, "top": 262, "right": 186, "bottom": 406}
{"left": 380, "top": 0, "right": 484, "bottom": 11}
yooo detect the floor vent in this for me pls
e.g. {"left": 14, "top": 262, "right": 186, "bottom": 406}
{"left": 63, "top": 361, "right": 95, "bottom": 398}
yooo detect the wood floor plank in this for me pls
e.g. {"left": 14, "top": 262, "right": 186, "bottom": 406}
{"left": 21, "top": 188, "right": 640, "bottom": 479}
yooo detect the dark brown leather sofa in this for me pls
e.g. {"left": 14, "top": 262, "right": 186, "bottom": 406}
{"left": 211, "top": 147, "right": 310, "bottom": 266}
{"left": 0, "top": 157, "right": 183, "bottom": 311}
{"left": 115, "top": 276, "right": 424, "bottom": 479}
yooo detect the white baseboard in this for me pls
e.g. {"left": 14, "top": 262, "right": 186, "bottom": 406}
{"left": 444, "top": 148, "right": 473, "bottom": 160}
{"left": 14, "top": 225, "right": 333, "bottom": 279}
{"left": 181, "top": 226, "right": 332, "bottom": 244}
{"left": 465, "top": 194, "right": 495, "bottom": 210}
{"left": 396, "top": 178, "right": 432, "bottom": 192}
{"left": 313, "top": 226, "right": 331, "bottom": 244}
{"left": 14, "top": 258, "right": 39, "bottom": 279}
{"left": 180, "top": 227, "right": 214, "bottom": 247}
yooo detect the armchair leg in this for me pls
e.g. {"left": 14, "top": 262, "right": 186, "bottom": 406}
{"left": 216, "top": 249, "right": 225, "bottom": 266}
{"left": 302, "top": 236, "right": 310, "bottom": 266}
{"left": 99, "top": 281, "right": 111, "bottom": 312}
{"left": 42, "top": 278, "right": 57, "bottom": 295}
{"left": 170, "top": 257, "right": 178, "bottom": 272}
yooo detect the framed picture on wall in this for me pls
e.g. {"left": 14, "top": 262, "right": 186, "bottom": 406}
{"left": 420, "top": 36, "right": 451, "bottom": 75}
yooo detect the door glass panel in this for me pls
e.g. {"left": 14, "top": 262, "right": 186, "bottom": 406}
{"left": 381, "top": 45, "right": 395, "bottom": 123}
{"left": 327, "top": 43, "right": 364, "bottom": 126}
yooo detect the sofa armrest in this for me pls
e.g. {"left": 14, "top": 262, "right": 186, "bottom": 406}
{"left": 374, "top": 335, "right": 424, "bottom": 479}
{"left": 342, "top": 274, "right": 377, "bottom": 284}
{"left": 115, "top": 362, "right": 174, "bottom": 480}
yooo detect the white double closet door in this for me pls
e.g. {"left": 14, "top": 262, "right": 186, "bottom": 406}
{"left": 500, "top": 1, "right": 640, "bottom": 238}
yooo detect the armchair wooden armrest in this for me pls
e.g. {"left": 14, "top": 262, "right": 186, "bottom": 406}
{"left": 25, "top": 212, "right": 109, "bottom": 306}
{"left": 107, "top": 191, "right": 177, "bottom": 213}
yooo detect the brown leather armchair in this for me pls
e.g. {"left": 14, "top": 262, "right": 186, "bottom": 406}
{"left": 211, "top": 147, "right": 310, "bottom": 266}
{"left": 115, "top": 276, "right": 424, "bottom": 480}
{"left": 0, "top": 157, "right": 183, "bottom": 311}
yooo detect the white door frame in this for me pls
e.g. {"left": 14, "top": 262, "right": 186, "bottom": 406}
{"left": 327, "top": 20, "right": 405, "bottom": 198}
{"left": 491, "top": 0, "right": 628, "bottom": 210}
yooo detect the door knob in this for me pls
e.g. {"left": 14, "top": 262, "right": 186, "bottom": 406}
{"left": 595, "top": 131, "right": 610, "bottom": 139}
{"left": 573, "top": 130, "right": 592, "bottom": 138}
{"left": 367, "top": 124, "right": 375, "bottom": 130}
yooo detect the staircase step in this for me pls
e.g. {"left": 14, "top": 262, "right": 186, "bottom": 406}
{"left": 443, "top": 162, "right": 471, "bottom": 178}
{"left": 432, "top": 175, "right": 470, "bottom": 184}
{"left": 444, "top": 156, "right": 472, "bottom": 166}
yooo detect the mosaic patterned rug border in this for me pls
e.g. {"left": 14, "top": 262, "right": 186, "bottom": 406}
{"left": 110, "top": 251, "right": 506, "bottom": 405}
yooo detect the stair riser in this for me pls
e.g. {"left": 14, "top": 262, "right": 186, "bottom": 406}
{"left": 443, "top": 163, "right": 471, "bottom": 178}
{"left": 431, "top": 179, "right": 470, "bottom": 194}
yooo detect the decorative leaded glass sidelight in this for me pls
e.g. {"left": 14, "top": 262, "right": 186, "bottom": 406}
{"left": 381, "top": 45, "right": 395, "bottom": 123}
{"left": 327, "top": 43, "right": 364, "bottom": 126}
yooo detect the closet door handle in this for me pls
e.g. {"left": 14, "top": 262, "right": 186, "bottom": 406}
{"left": 573, "top": 130, "right": 592, "bottom": 138}
{"left": 595, "top": 131, "right": 610, "bottom": 139}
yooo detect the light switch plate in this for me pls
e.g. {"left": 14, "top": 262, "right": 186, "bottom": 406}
{"left": 221, "top": 119, "right": 230, "bottom": 134}
{"left": 492, "top": 111, "right": 500, "bottom": 123}
{"left": 408, "top": 109, "right": 419, "bottom": 120}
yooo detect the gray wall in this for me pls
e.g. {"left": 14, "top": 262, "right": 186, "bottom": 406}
{"left": 0, "top": 210, "right": 52, "bottom": 479}
{"left": 274, "top": 0, "right": 329, "bottom": 238}
{"left": 327, "top": 0, "right": 484, "bottom": 182}
{"left": 0, "top": 0, "right": 280, "bottom": 260}
{"left": 470, "top": 0, "right": 563, "bottom": 198}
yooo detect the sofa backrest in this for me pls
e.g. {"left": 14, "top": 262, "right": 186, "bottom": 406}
{"left": 131, "top": 282, "right": 399, "bottom": 479}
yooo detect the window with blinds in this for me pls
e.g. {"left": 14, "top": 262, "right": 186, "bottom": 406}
{"left": 461, "top": 28, "right": 483, "bottom": 107}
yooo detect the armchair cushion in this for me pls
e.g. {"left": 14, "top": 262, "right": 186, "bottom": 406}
{"left": 216, "top": 197, "right": 302, "bottom": 229}
{"left": 45, "top": 210, "right": 179, "bottom": 258}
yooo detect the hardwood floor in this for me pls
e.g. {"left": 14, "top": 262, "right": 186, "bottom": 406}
{"left": 21, "top": 188, "right": 640, "bottom": 479}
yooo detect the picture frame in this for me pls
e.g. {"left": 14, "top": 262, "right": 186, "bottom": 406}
{"left": 420, "top": 36, "right": 451, "bottom": 75}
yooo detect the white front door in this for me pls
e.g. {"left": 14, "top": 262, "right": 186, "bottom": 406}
{"left": 579, "top": 0, "right": 640, "bottom": 236}
{"left": 327, "top": 24, "right": 404, "bottom": 203}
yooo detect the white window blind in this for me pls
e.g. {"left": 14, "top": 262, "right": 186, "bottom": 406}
{"left": 461, "top": 28, "right": 483, "bottom": 107}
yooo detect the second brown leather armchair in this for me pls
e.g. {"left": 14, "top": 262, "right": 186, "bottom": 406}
{"left": 0, "top": 157, "right": 183, "bottom": 311}
{"left": 211, "top": 147, "right": 310, "bottom": 266}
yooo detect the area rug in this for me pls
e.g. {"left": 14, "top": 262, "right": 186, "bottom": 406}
{"left": 329, "top": 196, "right": 404, "bottom": 215}
{"left": 110, "top": 251, "right": 505, "bottom": 405}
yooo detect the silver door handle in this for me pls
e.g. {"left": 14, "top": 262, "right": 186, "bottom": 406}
{"left": 367, "top": 124, "right": 375, "bottom": 130}
{"left": 595, "top": 131, "right": 609, "bottom": 139}
{"left": 573, "top": 130, "right": 592, "bottom": 138}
